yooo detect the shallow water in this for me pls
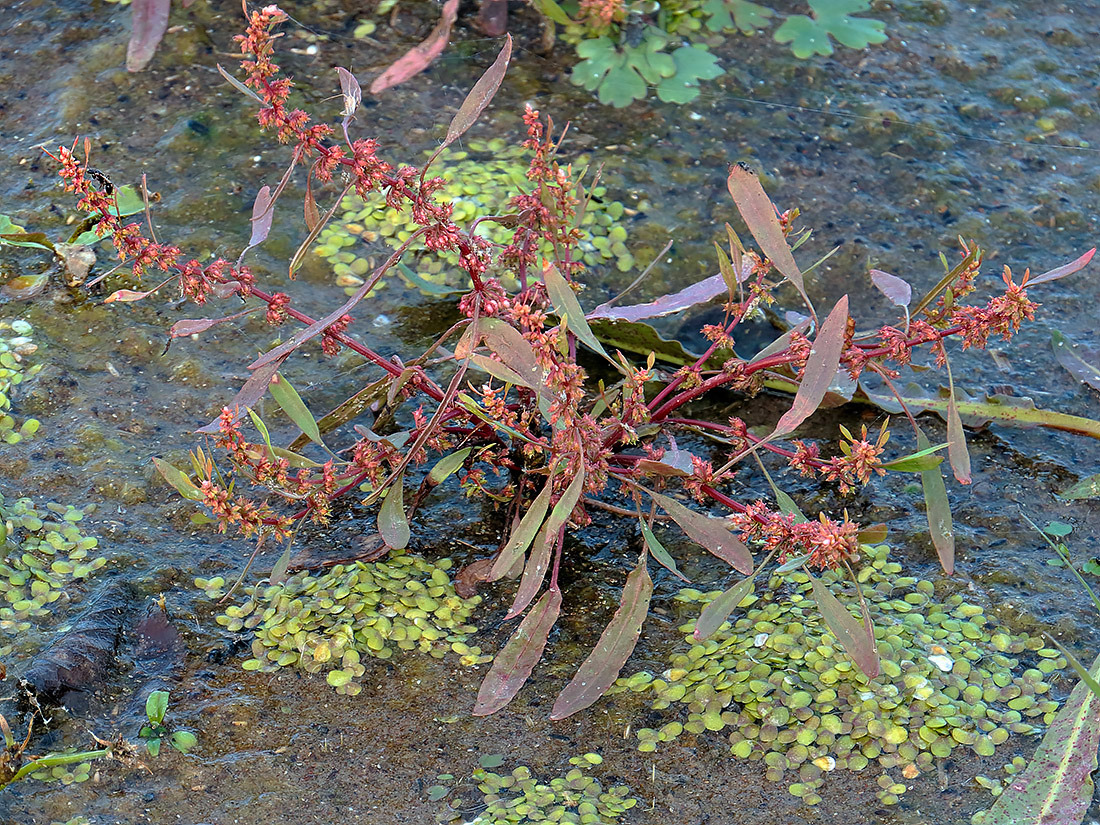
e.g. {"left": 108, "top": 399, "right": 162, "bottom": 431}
{"left": 2, "top": 0, "right": 1100, "bottom": 823}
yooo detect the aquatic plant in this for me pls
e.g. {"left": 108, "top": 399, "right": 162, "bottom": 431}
{"left": 314, "top": 142, "right": 633, "bottom": 297}
{"left": 615, "top": 543, "right": 1064, "bottom": 806}
{"left": 0, "top": 496, "right": 107, "bottom": 657}
{"left": 138, "top": 690, "right": 196, "bottom": 757}
{"left": 40, "top": 7, "right": 1100, "bottom": 803}
{"left": 431, "top": 752, "right": 638, "bottom": 824}
{"left": 203, "top": 549, "right": 488, "bottom": 693}
{"left": 0, "top": 321, "right": 42, "bottom": 445}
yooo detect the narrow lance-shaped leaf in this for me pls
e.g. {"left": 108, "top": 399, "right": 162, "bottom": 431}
{"left": 152, "top": 458, "right": 202, "bottom": 501}
{"left": 369, "top": 0, "right": 460, "bottom": 94}
{"left": 979, "top": 652, "right": 1100, "bottom": 825}
{"left": 944, "top": 357, "right": 972, "bottom": 484}
{"left": 334, "top": 67, "right": 362, "bottom": 118}
{"left": 648, "top": 490, "right": 753, "bottom": 574}
{"left": 1027, "top": 247, "right": 1096, "bottom": 286}
{"left": 1059, "top": 473, "right": 1100, "bottom": 501}
{"left": 427, "top": 447, "right": 472, "bottom": 486}
{"left": 542, "top": 262, "right": 613, "bottom": 363}
{"left": 917, "top": 426, "right": 954, "bottom": 575}
{"left": 726, "top": 162, "right": 811, "bottom": 311}
{"left": 506, "top": 521, "right": 555, "bottom": 620}
{"left": 772, "top": 295, "right": 849, "bottom": 437}
{"left": 197, "top": 357, "right": 287, "bottom": 434}
{"left": 169, "top": 307, "right": 258, "bottom": 340}
{"left": 638, "top": 520, "right": 688, "bottom": 582}
{"left": 443, "top": 35, "right": 512, "bottom": 148}
{"left": 377, "top": 470, "right": 410, "bottom": 550}
{"left": 694, "top": 574, "right": 756, "bottom": 641}
{"left": 489, "top": 476, "right": 555, "bottom": 580}
{"left": 217, "top": 63, "right": 266, "bottom": 103}
{"left": 269, "top": 373, "right": 322, "bottom": 445}
{"left": 472, "top": 587, "right": 561, "bottom": 716}
{"left": 808, "top": 572, "right": 880, "bottom": 678}
{"left": 550, "top": 552, "right": 652, "bottom": 719}
{"left": 303, "top": 175, "right": 320, "bottom": 233}
{"left": 248, "top": 185, "right": 274, "bottom": 250}
{"left": 1052, "top": 329, "right": 1100, "bottom": 392}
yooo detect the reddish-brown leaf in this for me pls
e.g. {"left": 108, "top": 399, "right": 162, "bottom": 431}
{"left": 104, "top": 288, "right": 155, "bottom": 303}
{"left": 945, "top": 361, "right": 972, "bottom": 485}
{"left": 127, "top": 0, "right": 171, "bottom": 72}
{"left": 772, "top": 295, "right": 849, "bottom": 437}
{"left": 335, "top": 67, "right": 362, "bottom": 118}
{"left": 1028, "top": 248, "right": 1096, "bottom": 286}
{"left": 369, "top": 0, "right": 460, "bottom": 94}
{"left": 489, "top": 477, "right": 554, "bottom": 581}
{"left": 473, "top": 587, "right": 561, "bottom": 716}
{"left": 588, "top": 274, "right": 727, "bottom": 322}
{"left": 196, "top": 358, "right": 286, "bottom": 434}
{"left": 248, "top": 185, "right": 274, "bottom": 249}
{"left": 726, "top": 163, "right": 810, "bottom": 309}
{"left": 809, "top": 572, "right": 880, "bottom": 678}
{"left": 443, "top": 35, "right": 512, "bottom": 147}
{"left": 648, "top": 490, "right": 753, "bottom": 574}
{"left": 303, "top": 176, "right": 320, "bottom": 233}
{"left": 169, "top": 307, "right": 258, "bottom": 340}
{"left": 550, "top": 553, "right": 652, "bottom": 719}
{"left": 694, "top": 574, "right": 756, "bottom": 641}
{"left": 869, "top": 269, "right": 912, "bottom": 307}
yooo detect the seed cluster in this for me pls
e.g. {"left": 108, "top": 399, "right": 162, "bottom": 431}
{"left": 437, "top": 753, "right": 639, "bottom": 825}
{"left": 202, "top": 550, "right": 488, "bottom": 695}
{"left": 615, "top": 544, "right": 1064, "bottom": 806}
{"left": 0, "top": 496, "right": 106, "bottom": 657}
{"left": 314, "top": 141, "right": 633, "bottom": 296}
{"left": 0, "top": 319, "right": 41, "bottom": 445}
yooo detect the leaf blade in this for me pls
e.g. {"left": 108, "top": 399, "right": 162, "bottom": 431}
{"left": 550, "top": 553, "right": 652, "bottom": 719}
{"left": 808, "top": 572, "right": 880, "bottom": 678}
{"left": 648, "top": 490, "right": 753, "bottom": 574}
{"left": 772, "top": 295, "right": 849, "bottom": 437}
{"left": 543, "top": 262, "right": 612, "bottom": 361}
{"left": 472, "top": 587, "right": 561, "bottom": 716}
{"left": 269, "top": 373, "right": 322, "bottom": 445}
{"left": 693, "top": 574, "right": 756, "bottom": 641}
{"left": 377, "top": 470, "right": 410, "bottom": 550}
{"left": 917, "top": 427, "right": 955, "bottom": 575}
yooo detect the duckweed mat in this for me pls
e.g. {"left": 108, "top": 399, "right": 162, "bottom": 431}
{"left": 314, "top": 141, "right": 633, "bottom": 296}
{"left": 434, "top": 753, "right": 639, "bottom": 825}
{"left": 201, "top": 549, "right": 488, "bottom": 694}
{"left": 614, "top": 544, "right": 1065, "bottom": 806}
{"left": 0, "top": 318, "right": 41, "bottom": 445}
{"left": 0, "top": 496, "right": 105, "bottom": 657}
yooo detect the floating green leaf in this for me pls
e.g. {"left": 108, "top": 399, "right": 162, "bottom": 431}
{"left": 655, "top": 45, "right": 723, "bottom": 105}
{"left": 1059, "top": 473, "right": 1100, "bottom": 501}
{"left": 170, "top": 730, "right": 197, "bottom": 754}
{"left": 703, "top": 0, "right": 773, "bottom": 33}
{"left": 977, "top": 653, "right": 1100, "bottom": 825}
{"left": 152, "top": 458, "right": 202, "bottom": 501}
{"left": 773, "top": 0, "right": 887, "bottom": 59}
{"left": 551, "top": 552, "right": 652, "bottom": 719}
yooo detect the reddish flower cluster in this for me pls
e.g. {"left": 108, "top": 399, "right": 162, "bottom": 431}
{"left": 731, "top": 502, "right": 860, "bottom": 571}
{"left": 951, "top": 266, "right": 1038, "bottom": 351}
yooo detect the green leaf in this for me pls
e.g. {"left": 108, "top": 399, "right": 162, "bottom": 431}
{"left": 649, "top": 489, "right": 753, "bottom": 574}
{"left": 703, "top": 0, "right": 773, "bottom": 33}
{"left": 1052, "top": 329, "right": 1100, "bottom": 392}
{"left": 639, "top": 519, "right": 688, "bottom": 582}
{"left": 145, "top": 690, "right": 169, "bottom": 725}
{"left": 152, "top": 458, "right": 203, "bottom": 501}
{"left": 808, "top": 572, "right": 879, "bottom": 678}
{"left": 979, "top": 652, "right": 1100, "bottom": 825}
{"left": 1060, "top": 473, "right": 1100, "bottom": 501}
{"left": 269, "top": 373, "right": 322, "bottom": 445}
{"left": 550, "top": 552, "right": 652, "bottom": 719}
{"left": 655, "top": 45, "right": 723, "bottom": 105}
{"left": 542, "top": 263, "right": 612, "bottom": 361}
{"left": 489, "top": 475, "right": 555, "bottom": 580}
{"left": 571, "top": 37, "right": 621, "bottom": 92}
{"left": 916, "top": 427, "right": 955, "bottom": 575}
{"left": 111, "top": 185, "right": 147, "bottom": 218}
{"left": 598, "top": 63, "right": 647, "bottom": 108}
{"left": 146, "top": 738, "right": 161, "bottom": 758}
{"left": 169, "top": 730, "right": 197, "bottom": 754}
{"left": 473, "top": 586, "right": 561, "bottom": 715}
{"left": 881, "top": 441, "right": 948, "bottom": 472}
{"left": 774, "top": 0, "right": 887, "bottom": 59}
{"left": 428, "top": 447, "right": 472, "bottom": 486}
{"left": 378, "top": 470, "right": 410, "bottom": 550}
{"left": 694, "top": 574, "right": 756, "bottom": 640}
{"left": 1045, "top": 521, "right": 1074, "bottom": 539}
{"left": 531, "top": 0, "right": 573, "bottom": 24}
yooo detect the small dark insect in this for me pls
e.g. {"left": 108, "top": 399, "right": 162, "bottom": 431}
{"left": 84, "top": 168, "right": 115, "bottom": 195}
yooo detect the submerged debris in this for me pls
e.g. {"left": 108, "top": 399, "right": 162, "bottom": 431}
{"left": 435, "top": 753, "right": 638, "bottom": 825}
{"left": 204, "top": 549, "right": 489, "bottom": 694}
{"left": 615, "top": 544, "right": 1065, "bottom": 806}
{"left": 314, "top": 141, "right": 633, "bottom": 296}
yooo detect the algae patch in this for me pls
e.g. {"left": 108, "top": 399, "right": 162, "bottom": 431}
{"left": 615, "top": 544, "right": 1065, "bottom": 806}
{"left": 203, "top": 549, "right": 488, "bottom": 695}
